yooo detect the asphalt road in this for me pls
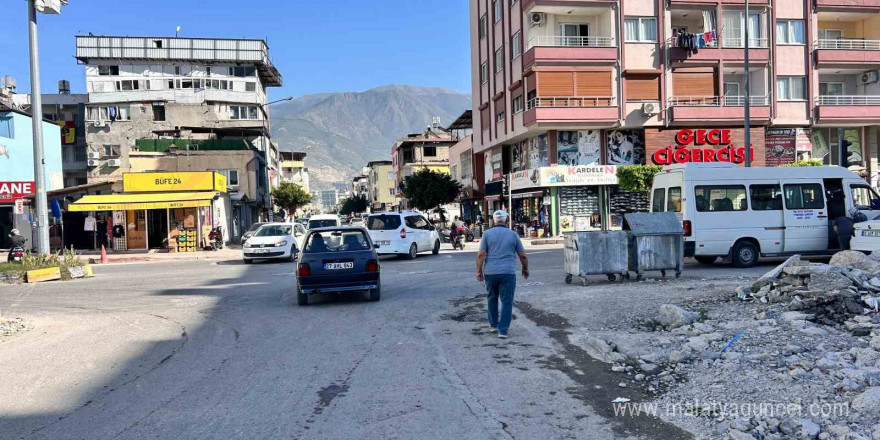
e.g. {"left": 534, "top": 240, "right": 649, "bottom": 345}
{"left": 0, "top": 247, "right": 771, "bottom": 440}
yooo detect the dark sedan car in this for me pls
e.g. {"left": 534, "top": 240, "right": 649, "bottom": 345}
{"left": 296, "top": 227, "right": 380, "bottom": 306}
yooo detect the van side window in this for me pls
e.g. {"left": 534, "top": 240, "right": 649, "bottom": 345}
{"left": 851, "top": 185, "right": 879, "bottom": 210}
{"left": 652, "top": 188, "right": 666, "bottom": 212}
{"left": 694, "top": 186, "right": 747, "bottom": 212}
{"left": 667, "top": 187, "right": 682, "bottom": 213}
{"left": 750, "top": 185, "right": 782, "bottom": 211}
{"left": 783, "top": 184, "right": 825, "bottom": 210}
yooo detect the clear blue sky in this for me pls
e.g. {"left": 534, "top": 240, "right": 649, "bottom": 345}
{"left": 0, "top": 0, "right": 471, "bottom": 98}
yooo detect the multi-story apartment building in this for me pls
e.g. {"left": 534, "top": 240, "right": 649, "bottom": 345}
{"left": 320, "top": 189, "right": 339, "bottom": 212}
{"left": 366, "top": 160, "right": 395, "bottom": 212}
{"left": 280, "top": 151, "right": 309, "bottom": 193}
{"left": 447, "top": 110, "right": 486, "bottom": 223}
{"left": 74, "top": 35, "right": 282, "bottom": 223}
{"left": 469, "top": 0, "right": 880, "bottom": 235}
{"left": 390, "top": 126, "right": 457, "bottom": 209}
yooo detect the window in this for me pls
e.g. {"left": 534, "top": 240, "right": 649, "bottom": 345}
{"left": 229, "top": 66, "right": 256, "bottom": 77}
{"left": 451, "top": 164, "right": 458, "bottom": 181}
{"left": 153, "top": 40, "right": 163, "bottom": 49}
{"left": 776, "top": 20, "right": 805, "bottom": 44}
{"left": 652, "top": 188, "right": 666, "bottom": 212}
{"left": 512, "top": 95, "right": 524, "bottom": 114}
{"left": 750, "top": 184, "right": 782, "bottom": 211}
{"left": 784, "top": 184, "right": 824, "bottom": 210}
{"left": 206, "top": 66, "right": 212, "bottom": 76}
{"left": 389, "top": 188, "right": 395, "bottom": 196}
{"left": 115, "top": 80, "right": 141, "bottom": 91}
{"left": 480, "top": 62, "right": 489, "bottom": 84}
{"left": 495, "top": 47, "right": 504, "bottom": 73}
{"left": 86, "top": 105, "right": 131, "bottom": 121}
{"left": 667, "top": 187, "right": 682, "bottom": 213}
{"left": 624, "top": 17, "right": 657, "bottom": 42}
{"left": 512, "top": 32, "right": 522, "bottom": 59}
{"left": 98, "top": 65, "right": 119, "bottom": 76}
{"left": 479, "top": 14, "right": 488, "bottom": 39}
{"left": 212, "top": 169, "right": 239, "bottom": 187}
{"left": 496, "top": 110, "right": 505, "bottom": 123}
{"left": 851, "top": 185, "right": 879, "bottom": 210}
{"left": 368, "top": 214, "right": 402, "bottom": 231}
{"left": 819, "top": 29, "right": 842, "bottom": 40}
{"left": 777, "top": 76, "right": 806, "bottom": 101}
{"left": 152, "top": 104, "right": 166, "bottom": 122}
{"left": 230, "top": 105, "right": 260, "bottom": 120}
{"left": 820, "top": 82, "right": 844, "bottom": 96}
{"left": 102, "top": 145, "right": 120, "bottom": 157}
{"left": 722, "top": 11, "right": 762, "bottom": 47}
{"left": 494, "top": 0, "right": 502, "bottom": 22}
{"left": 181, "top": 79, "right": 193, "bottom": 89}
{"left": 0, "top": 117, "right": 13, "bottom": 139}
{"left": 560, "top": 23, "right": 590, "bottom": 44}
{"left": 694, "top": 185, "right": 748, "bottom": 212}
{"left": 405, "top": 216, "right": 430, "bottom": 230}
{"left": 245, "top": 82, "right": 256, "bottom": 92}
{"left": 387, "top": 171, "right": 393, "bottom": 181}
{"left": 424, "top": 146, "right": 437, "bottom": 157}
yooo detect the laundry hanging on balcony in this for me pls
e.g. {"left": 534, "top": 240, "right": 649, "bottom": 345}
{"left": 673, "top": 29, "right": 716, "bottom": 51}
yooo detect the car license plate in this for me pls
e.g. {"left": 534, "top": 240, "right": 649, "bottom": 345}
{"left": 255, "top": 249, "right": 269, "bottom": 254}
{"left": 376, "top": 241, "right": 390, "bottom": 246}
{"left": 862, "top": 230, "right": 880, "bottom": 237}
{"left": 324, "top": 262, "right": 354, "bottom": 270}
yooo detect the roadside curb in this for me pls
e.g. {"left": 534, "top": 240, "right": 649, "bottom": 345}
{"left": 24, "top": 265, "right": 94, "bottom": 283}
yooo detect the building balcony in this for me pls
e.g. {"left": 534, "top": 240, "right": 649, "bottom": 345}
{"left": 815, "top": 0, "right": 880, "bottom": 9}
{"left": 523, "top": 0, "right": 615, "bottom": 9}
{"left": 815, "top": 95, "right": 880, "bottom": 123}
{"left": 814, "top": 39, "right": 880, "bottom": 64}
{"left": 525, "top": 35, "right": 617, "bottom": 63}
{"left": 666, "top": 37, "right": 770, "bottom": 62}
{"left": 523, "top": 97, "right": 619, "bottom": 126}
{"left": 668, "top": 95, "right": 771, "bottom": 123}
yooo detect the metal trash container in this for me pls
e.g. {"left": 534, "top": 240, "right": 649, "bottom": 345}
{"left": 623, "top": 212, "right": 684, "bottom": 280}
{"left": 563, "top": 230, "right": 629, "bottom": 285}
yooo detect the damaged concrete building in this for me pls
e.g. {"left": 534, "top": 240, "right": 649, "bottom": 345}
{"left": 73, "top": 35, "right": 283, "bottom": 231}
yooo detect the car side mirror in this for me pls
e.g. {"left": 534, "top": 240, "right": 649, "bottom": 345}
{"left": 374, "top": 244, "right": 380, "bottom": 249}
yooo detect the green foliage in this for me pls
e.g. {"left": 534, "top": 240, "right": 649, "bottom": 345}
{"left": 402, "top": 169, "right": 462, "bottom": 213}
{"left": 616, "top": 165, "right": 662, "bottom": 194}
{"left": 780, "top": 159, "right": 823, "bottom": 168}
{"left": 339, "top": 194, "right": 369, "bottom": 215}
{"left": 0, "top": 247, "right": 85, "bottom": 280}
{"left": 271, "top": 182, "right": 312, "bottom": 213}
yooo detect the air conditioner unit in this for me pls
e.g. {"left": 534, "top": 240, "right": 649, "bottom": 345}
{"left": 529, "top": 12, "right": 546, "bottom": 26}
{"left": 106, "top": 159, "right": 121, "bottom": 167}
{"left": 93, "top": 120, "right": 105, "bottom": 128}
{"left": 87, "top": 159, "right": 99, "bottom": 167}
{"left": 641, "top": 102, "right": 660, "bottom": 116}
{"left": 859, "top": 71, "right": 879, "bottom": 85}
{"left": 87, "top": 152, "right": 100, "bottom": 160}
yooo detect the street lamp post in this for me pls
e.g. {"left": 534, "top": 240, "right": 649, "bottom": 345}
{"left": 743, "top": 0, "right": 752, "bottom": 167}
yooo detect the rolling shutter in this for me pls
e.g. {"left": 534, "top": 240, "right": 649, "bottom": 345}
{"left": 625, "top": 74, "right": 660, "bottom": 101}
{"left": 575, "top": 72, "right": 612, "bottom": 97}
{"left": 537, "top": 72, "right": 574, "bottom": 96}
{"left": 480, "top": 107, "right": 490, "bottom": 128}
{"left": 672, "top": 69, "right": 717, "bottom": 97}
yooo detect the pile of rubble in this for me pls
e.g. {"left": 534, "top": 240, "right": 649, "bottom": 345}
{"left": 0, "top": 318, "right": 27, "bottom": 337}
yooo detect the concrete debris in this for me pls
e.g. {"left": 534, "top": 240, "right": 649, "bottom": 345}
{"left": 0, "top": 318, "right": 27, "bottom": 337}
{"left": 658, "top": 304, "right": 698, "bottom": 330}
{"left": 830, "top": 250, "right": 880, "bottom": 273}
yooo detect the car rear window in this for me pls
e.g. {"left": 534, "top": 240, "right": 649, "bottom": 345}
{"left": 308, "top": 219, "right": 338, "bottom": 229}
{"left": 304, "top": 231, "right": 371, "bottom": 253}
{"left": 367, "top": 215, "right": 402, "bottom": 230}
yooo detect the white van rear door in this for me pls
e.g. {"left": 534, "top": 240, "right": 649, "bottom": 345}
{"left": 782, "top": 182, "right": 829, "bottom": 252}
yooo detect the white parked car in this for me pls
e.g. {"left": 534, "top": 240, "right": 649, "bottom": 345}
{"left": 366, "top": 211, "right": 441, "bottom": 259}
{"left": 242, "top": 223, "right": 304, "bottom": 264}
{"left": 308, "top": 214, "right": 341, "bottom": 229}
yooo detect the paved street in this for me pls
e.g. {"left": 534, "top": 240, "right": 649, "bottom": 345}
{"left": 0, "top": 247, "right": 769, "bottom": 440}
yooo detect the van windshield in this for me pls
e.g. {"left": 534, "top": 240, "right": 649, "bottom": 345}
{"left": 367, "top": 215, "right": 402, "bottom": 230}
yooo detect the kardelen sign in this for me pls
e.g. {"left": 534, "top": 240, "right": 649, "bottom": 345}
{"left": 651, "top": 129, "right": 755, "bottom": 165}
{"left": 0, "top": 181, "right": 36, "bottom": 203}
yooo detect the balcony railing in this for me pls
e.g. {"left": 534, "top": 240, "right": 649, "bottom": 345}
{"left": 816, "top": 95, "right": 880, "bottom": 105}
{"left": 815, "top": 39, "right": 880, "bottom": 50}
{"left": 527, "top": 35, "right": 615, "bottom": 49}
{"left": 526, "top": 96, "right": 616, "bottom": 110}
{"left": 669, "top": 94, "right": 770, "bottom": 106}
{"left": 723, "top": 37, "right": 769, "bottom": 48}
{"left": 666, "top": 37, "right": 718, "bottom": 48}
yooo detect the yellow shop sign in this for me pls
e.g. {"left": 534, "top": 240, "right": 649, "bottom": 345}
{"left": 123, "top": 172, "right": 227, "bottom": 193}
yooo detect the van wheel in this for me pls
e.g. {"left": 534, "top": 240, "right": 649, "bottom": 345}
{"left": 432, "top": 240, "right": 440, "bottom": 255}
{"left": 406, "top": 243, "right": 418, "bottom": 260}
{"left": 732, "top": 241, "right": 759, "bottom": 268}
{"left": 695, "top": 256, "right": 718, "bottom": 265}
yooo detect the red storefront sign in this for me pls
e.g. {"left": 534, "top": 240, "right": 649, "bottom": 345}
{"left": 0, "top": 181, "right": 35, "bottom": 203}
{"left": 652, "top": 129, "right": 755, "bottom": 165}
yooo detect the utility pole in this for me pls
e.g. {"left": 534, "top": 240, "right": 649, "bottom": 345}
{"left": 27, "top": 0, "right": 50, "bottom": 254}
{"left": 743, "top": 0, "right": 752, "bottom": 167}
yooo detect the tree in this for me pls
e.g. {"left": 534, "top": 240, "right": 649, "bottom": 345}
{"left": 402, "top": 169, "right": 462, "bottom": 226}
{"left": 271, "top": 182, "right": 312, "bottom": 215}
{"left": 616, "top": 165, "right": 662, "bottom": 195}
{"left": 339, "top": 194, "right": 369, "bottom": 216}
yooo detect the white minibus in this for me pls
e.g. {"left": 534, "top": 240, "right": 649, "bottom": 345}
{"left": 651, "top": 163, "right": 880, "bottom": 267}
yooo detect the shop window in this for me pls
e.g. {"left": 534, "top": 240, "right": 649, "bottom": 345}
{"left": 652, "top": 188, "right": 666, "bottom": 212}
{"left": 750, "top": 184, "right": 782, "bottom": 211}
{"left": 667, "top": 187, "right": 682, "bottom": 213}
{"left": 783, "top": 184, "right": 824, "bottom": 210}
{"left": 694, "top": 185, "right": 747, "bottom": 212}
{"left": 851, "top": 185, "right": 879, "bottom": 210}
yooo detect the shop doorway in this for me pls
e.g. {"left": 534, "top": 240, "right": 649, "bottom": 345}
{"left": 147, "top": 210, "right": 168, "bottom": 249}
{"left": 0, "top": 206, "right": 12, "bottom": 248}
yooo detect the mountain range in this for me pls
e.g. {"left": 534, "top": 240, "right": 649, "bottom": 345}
{"left": 269, "top": 85, "right": 471, "bottom": 191}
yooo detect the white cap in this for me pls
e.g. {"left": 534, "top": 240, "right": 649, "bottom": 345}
{"left": 493, "top": 210, "right": 508, "bottom": 222}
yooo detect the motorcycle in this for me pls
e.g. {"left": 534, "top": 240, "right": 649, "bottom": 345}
{"left": 7, "top": 240, "right": 26, "bottom": 264}
{"left": 440, "top": 226, "right": 474, "bottom": 244}
{"left": 209, "top": 226, "right": 223, "bottom": 250}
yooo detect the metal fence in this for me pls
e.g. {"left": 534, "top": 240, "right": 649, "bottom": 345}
{"left": 815, "top": 39, "right": 880, "bottom": 50}
{"left": 527, "top": 35, "right": 616, "bottom": 49}
{"left": 526, "top": 96, "right": 616, "bottom": 110}
{"left": 668, "top": 95, "right": 770, "bottom": 106}
{"left": 816, "top": 95, "right": 880, "bottom": 105}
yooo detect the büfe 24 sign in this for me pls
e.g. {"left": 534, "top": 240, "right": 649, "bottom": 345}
{"left": 0, "top": 181, "right": 36, "bottom": 203}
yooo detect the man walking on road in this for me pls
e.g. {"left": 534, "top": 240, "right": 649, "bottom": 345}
{"left": 476, "top": 210, "right": 529, "bottom": 339}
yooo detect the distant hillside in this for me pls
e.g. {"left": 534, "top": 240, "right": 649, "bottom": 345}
{"left": 270, "top": 85, "right": 471, "bottom": 190}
